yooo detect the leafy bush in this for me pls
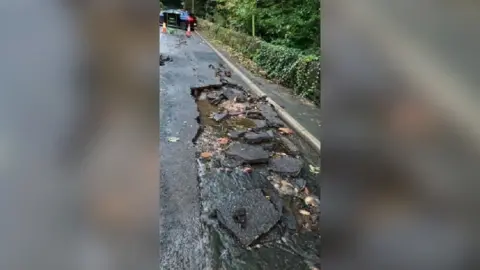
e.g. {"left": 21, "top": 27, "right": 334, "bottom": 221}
{"left": 201, "top": 0, "right": 320, "bottom": 51}
{"left": 199, "top": 19, "right": 320, "bottom": 104}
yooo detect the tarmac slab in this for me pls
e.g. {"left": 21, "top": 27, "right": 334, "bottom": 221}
{"left": 216, "top": 189, "right": 282, "bottom": 246}
{"left": 225, "top": 142, "right": 270, "bottom": 164}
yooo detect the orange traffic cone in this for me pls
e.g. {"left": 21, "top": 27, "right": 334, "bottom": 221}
{"left": 186, "top": 24, "right": 191, "bottom": 37}
{"left": 162, "top": 22, "right": 167, "bottom": 33}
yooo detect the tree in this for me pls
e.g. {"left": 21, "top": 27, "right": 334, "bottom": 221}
{"left": 202, "top": 0, "right": 320, "bottom": 51}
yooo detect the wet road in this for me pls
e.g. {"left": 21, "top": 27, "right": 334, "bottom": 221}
{"left": 159, "top": 28, "right": 321, "bottom": 269}
{"left": 159, "top": 29, "right": 223, "bottom": 269}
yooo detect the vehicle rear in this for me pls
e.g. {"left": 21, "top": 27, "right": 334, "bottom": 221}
{"left": 160, "top": 9, "right": 196, "bottom": 31}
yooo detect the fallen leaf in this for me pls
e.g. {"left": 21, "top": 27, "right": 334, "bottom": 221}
{"left": 309, "top": 164, "right": 320, "bottom": 174}
{"left": 243, "top": 167, "right": 253, "bottom": 173}
{"left": 299, "top": 209, "right": 311, "bottom": 216}
{"left": 167, "top": 137, "right": 180, "bottom": 142}
{"left": 305, "top": 196, "right": 320, "bottom": 207}
{"left": 278, "top": 127, "right": 294, "bottom": 135}
{"left": 200, "top": 152, "right": 212, "bottom": 159}
{"left": 217, "top": 137, "right": 230, "bottom": 144}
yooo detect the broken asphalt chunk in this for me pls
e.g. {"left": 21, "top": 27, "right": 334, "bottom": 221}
{"left": 262, "top": 143, "right": 275, "bottom": 151}
{"left": 228, "top": 130, "right": 247, "bottom": 139}
{"left": 246, "top": 110, "right": 264, "bottom": 120}
{"left": 293, "top": 178, "right": 307, "bottom": 191}
{"left": 269, "top": 156, "right": 303, "bottom": 176}
{"left": 220, "top": 157, "right": 244, "bottom": 168}
{"left": 258, "top": 103, "right": 285, "bottom": 127}
{"left": 212, "top": 95, "right": 226, "bottom": 105}
{"left": 252, "top": 119, "right": 267, "bottom": 129}
{"left": 223, "top": 88, "right": 247, "bottom": 102}
{"left": 279, "top": 136, "right": 300, "bottom": 155}
{"left": 244, "top": 132, "right": 273, "bottom": 144}
{"left": 206, "top": 91, "right": 222, "bottom": 100}
{"left": 262, "top": 188, "right": 283, "bottom": 212}
{"left": 282, "top": 213, "right": 298, "bottom": 231}
{"left": 225, "top": 142, "right": 270, "bottom": 164}
{"left": 220, "top": 78, "right": 230, "bottom": 84}
{"left": 159, "top": 54, "right": 172, "bottom": 66}
{"left": 216, "top": 189, "right": 282, "bottom": 246}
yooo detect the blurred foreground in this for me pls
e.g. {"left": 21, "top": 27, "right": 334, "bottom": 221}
{"left": 0, "top": 0, "right": 479, "bottom": 269}
{"left": 0, "top": 0, "right": 158, "bottom": 269}
{"left": 324, "top": 1, "right": 480, "bottom": 270}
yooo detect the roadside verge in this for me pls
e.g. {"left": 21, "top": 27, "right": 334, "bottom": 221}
{"left": 196, "top": 31, "right": 321, "bottom": 154}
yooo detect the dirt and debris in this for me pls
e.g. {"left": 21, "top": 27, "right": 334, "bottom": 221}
{"left": 175, "top": 35, "right": 188, "bottom": 48}
{"left": 192, "top": 64, "right": 320, "bottom": 268}
{"left": 279, "top": 127, "right": 295, "bottom": 135}
{"left": 166, "top": 136, "right": 180, "bottom": 142}
{"left": 200, "top": 152, "right": 213, "bottom": 159}
{"left": 159, "top": 54, "right": 172, "bottom": 66}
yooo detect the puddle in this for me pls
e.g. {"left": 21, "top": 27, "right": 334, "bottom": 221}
{"left": 197, "top": 99, "right": 221, "bottom": 127}
{"left": 191, "top": 73, "right": 320, "bottom": 269}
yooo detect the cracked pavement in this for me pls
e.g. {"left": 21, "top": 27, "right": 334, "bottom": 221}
{"left": 159, "top": 29, "right": 223, "bottom": 269}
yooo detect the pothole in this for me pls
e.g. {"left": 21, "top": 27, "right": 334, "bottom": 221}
{"left": 190, "top": 64, "right": 321, "bottom": 269}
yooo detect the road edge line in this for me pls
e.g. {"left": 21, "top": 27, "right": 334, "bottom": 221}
{"left": 196, "top": 31, "right": 321, "bottom": 154}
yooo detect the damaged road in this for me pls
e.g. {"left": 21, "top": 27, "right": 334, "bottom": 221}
{"left": 160, "top": 29, "right": 320, "bottom": 270}
{"left": 192, "top": 65, "right": 321, "bottom": 269}
{"left": 159, "top": 29, "right": 217, "bottom": 270}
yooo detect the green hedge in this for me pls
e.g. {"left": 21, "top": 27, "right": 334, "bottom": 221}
{"left": 198, "top": 19, "right": 320, "bottom": 104}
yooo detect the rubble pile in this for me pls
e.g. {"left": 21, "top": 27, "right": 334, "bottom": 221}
{"left": 192, "top": 64, "right": 320, "bottom": 268}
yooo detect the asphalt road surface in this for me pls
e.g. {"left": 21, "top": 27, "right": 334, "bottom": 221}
{"left": 159, "top": 29, "right": 224, "bottom": 269}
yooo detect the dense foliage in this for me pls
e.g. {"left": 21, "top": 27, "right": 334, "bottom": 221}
{"left": 199, "top": 19, "right": 320, "bottom": 104}
{"left": 160, "top": 0, "right": 320, "bottom": 52}
{"left": 196, "top": 0, "right": 320, "bottom": 52}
